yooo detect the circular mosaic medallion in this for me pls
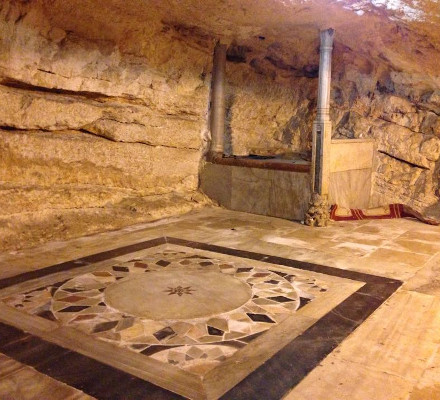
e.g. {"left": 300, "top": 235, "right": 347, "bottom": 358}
{"left": 50, "top": 250, "right": 323, "bottom": 348}
{"left": 104, "top": 270, "right": 252, "bottom": 320}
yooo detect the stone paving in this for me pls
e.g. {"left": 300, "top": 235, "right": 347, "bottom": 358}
{"left": 0, "top": 206, "right": 439, "bottom": 399}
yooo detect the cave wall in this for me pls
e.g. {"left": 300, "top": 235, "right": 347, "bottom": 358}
{"left": 1, "top": 0, "right": 440, "bottom": 251}
{"left": 221, "top": 34, "right": 440, "bottom": 212}
{"left": 331, "top": 48, "right": 440, "bottom": 210}
{"left": 224, "top": 40, "right": 317, "bottom": 156}
{"left": 0, "top": 0, "right": 213, "bottom": 250}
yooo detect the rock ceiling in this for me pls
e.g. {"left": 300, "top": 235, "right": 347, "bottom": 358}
{"left": 42, "top": 0, "right": 440, "bottom": 75}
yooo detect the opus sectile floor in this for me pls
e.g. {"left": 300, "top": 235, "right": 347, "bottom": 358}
{"left": 1, "top": 244, "right": 333, "bottom": 374}
{"left": 0, "top": 206, "right": 440, "bottom": 399}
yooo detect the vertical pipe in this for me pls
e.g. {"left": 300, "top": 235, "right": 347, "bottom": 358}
{"left": 316, "top": 29, "right": 334, "bottom": 123}
{"left": 210, "top": 42, "right": 227, "bottom": 155}
{"left": 312, "top": 28, "right": 334, "bottom": 195}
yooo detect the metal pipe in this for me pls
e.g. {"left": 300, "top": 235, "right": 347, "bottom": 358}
{"left": 316, "top": 28, "right": 334, "bottom": 123}
{"left": 210, "top": 42, "right": 227, "bottom": 154}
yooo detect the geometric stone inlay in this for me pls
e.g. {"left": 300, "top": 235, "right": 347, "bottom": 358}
{"left": 104, "top": 270, "right": 252, "bottom": 319}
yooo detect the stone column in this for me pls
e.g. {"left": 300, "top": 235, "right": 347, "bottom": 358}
{"left": 305, "top": 28, "right": 334, "bottom": 227}
{"left": 210, "top": 42, "right": 227, "bottom": 155}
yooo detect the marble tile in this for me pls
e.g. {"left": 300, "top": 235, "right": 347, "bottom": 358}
{"left": 231, "top": 167, "right": 271, "bottom": 216}
{"left": 329, "top": 138, "right": 375, "bottom": 173}
{"left": 199, "top": 163, "right": 232, "bottom": 208}
{"left": 267, "top": 170, "right": 311, "bottom": 220}
{"left": 201, "top": 162, "right": 310, "bottom": 221}
{"left": 329, "top": 168, "right": 372, "bottom": 209}
{"left": 383, "top": 238, "right": 440, "bottom": 255}
{"left": 409, "top": 343, "right": 440, "bottom": 400}
{"left": 1, "top": 207, "right": 440, "bottom": 399}
{"left": 361, "top": 248, "right": 431, "bottom": 274}
{"left": 397, "top": 229, "right": 440, "bottom": 243}
{"left": 286, "top": 358, "right": 413, "bottom": 400}
{"left": 403, "top": 253, "right": 440, "bottom": 296}
{"left": 0, "top": 365, "right": 94, "bottom": 400}
{"left": 0, "top": 353, "right": 25, "bottom": 379}
{"left": 331, "top": 290, "right": 440, "bottom": 382}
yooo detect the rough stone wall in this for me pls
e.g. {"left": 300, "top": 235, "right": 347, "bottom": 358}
{"left": 221, "top": 34, "right": 440, "bottom": 212}
{"left": 223, "top": 40, "right": 318, "bottom": 156}
{"left": 1, "top": 0, "right": 440, "bottom": 252}
{"left": 331, "top": 51, "right": 440, "bottom": 211}
{"left": 0, "top": 0, "right": 213, "bottom": 251}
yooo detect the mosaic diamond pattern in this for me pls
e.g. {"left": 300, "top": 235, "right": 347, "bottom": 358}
{"left": 2, "top": 249, "right": 328, "bottom": 372}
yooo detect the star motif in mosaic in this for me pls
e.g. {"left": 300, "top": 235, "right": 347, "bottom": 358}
{"left": 164, "top": 285, "right": 195, "bottom": 296}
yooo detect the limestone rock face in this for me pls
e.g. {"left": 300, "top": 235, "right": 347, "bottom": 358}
{"left": 1, "top": 0, "right": 440, "bottom": 249}
{"left": 0, "top": 0, "right": 212, "bottom": 250}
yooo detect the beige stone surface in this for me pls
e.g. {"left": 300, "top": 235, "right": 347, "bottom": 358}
{"left": 105, "top": 269, "right": 252, "bottom": 320}
{"left": 0, "top": 0, "right": 440, "bottom": 250}
{"left": 0, "top": 130, "right": 199, "bottom": 190}
{"left": 0, "top": 0, "right": 213, "bottom": 251}
{"left": 329, "top": 169, "right": 372, "bottom": 208}
{"left": 285, "top": 358, "right": 414, "bottom": 400}
{"left": 200, "top": 162, "right": 311, "bottom": 221}
{"left": 1, "top": 207, "right": 440, "bottom": 399}
{"left": 404, "top": 252, "right": 440, "bottom": 296}
{"left": 0, "top": 355, "right": 94, "bottom": 400}
{"left": 0, "top": 189, "right": 210, "bottom": 252}
{"left": 0, "top": 85, "right": 203, "bottom": 149}
{"left": 286, "top": 289, "right": 440, "bottom": 400}
{"left": 330, "top": 139, "right": 375, "bottom": 173}
{"left": 199, "top": 163, "right": 233, "bottom": 208}
{"left": 329, "top": 290, "right": 440, "bottom": 380}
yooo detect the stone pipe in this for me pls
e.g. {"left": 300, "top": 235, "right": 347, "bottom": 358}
{"left": 210, "top": 42, "right": 227, "bottom": 155}
{"left": 316, "top": 28, "right": 334, "bottom": 123}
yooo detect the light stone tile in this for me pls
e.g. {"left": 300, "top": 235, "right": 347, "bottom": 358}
{"left": 409, "top": 352, "right": 440, "bottom": 400}
{"left": 0, "top": 366, "right": 95, "bottom": 400}
{"left": 336, "top": 257, "right": 420, "bottom": 281}
{"left": 0, "top": 354, "right": 25, "bottom": 379}
{"left": 351, "top": 223, "right": 409, "bottom": 239}
{"left": 397, "top": 229, "right": 440, "bottom": 243}
{"left": 330, "top": 139, "right": 374, "bottom": 173}
{"left": 331, "top": 231, "right": 389, "bottom": 247}
{"left": 363, "top": 248, "right": 431, "bottom": 269}
{"left": 323, "top": 241, "right": 378, "bottom": 257}
{"left": 329, "top": 168, "right": 372, "bottom": 209}
{"left": 260, "top": 234, "right": 329, "bottom": 251}
{"left": 285, "top": 358, "right": 414, "bottom": 400}
{"left": 403, "top": 253, "right": 440, "bottom": 296}
{"left": 331, "top": 290, "right": 440, "bottom": 382}
{"left": 383, "top": 238, "right": 440, "bottom": 255}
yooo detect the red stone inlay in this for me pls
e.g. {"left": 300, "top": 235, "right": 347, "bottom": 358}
{"left": 93, "top": 271, "right": 113, "bottom": 277}
{"left": 134, "top": 262, "right": 149, "bottom": 268}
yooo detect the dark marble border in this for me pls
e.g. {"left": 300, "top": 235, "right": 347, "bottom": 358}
{"left": 0, "top": 237, "right": 167, "bottom": 290}
{"left": 0, "top": 236, "right": 402, "bottom": 400}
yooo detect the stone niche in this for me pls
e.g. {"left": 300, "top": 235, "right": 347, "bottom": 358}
{"left": 201, "top": 161, "right": 311, "bottom": 221}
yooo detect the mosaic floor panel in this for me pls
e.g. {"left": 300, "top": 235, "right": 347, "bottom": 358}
{"left": 0, "top": 237, "right": 402, "bottom": 400}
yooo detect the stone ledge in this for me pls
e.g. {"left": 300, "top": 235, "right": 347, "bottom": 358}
{"left": 207, "top": 153, "right": 311, "bottom": 173}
